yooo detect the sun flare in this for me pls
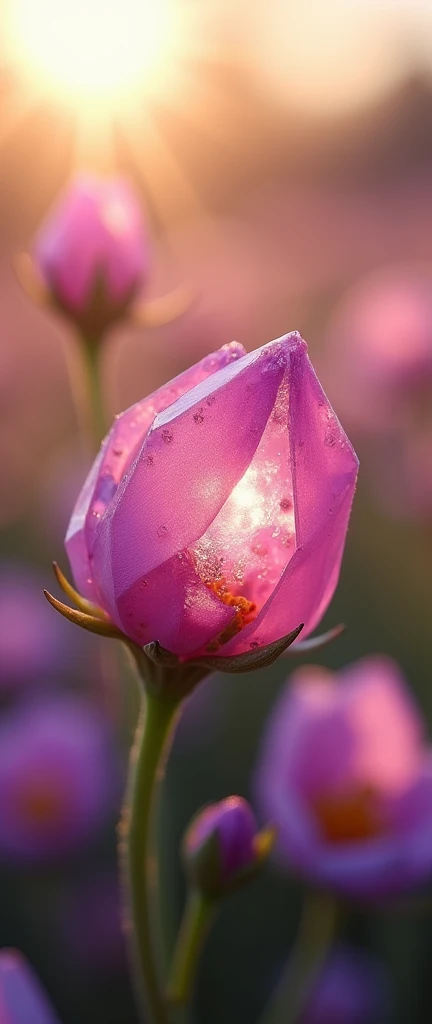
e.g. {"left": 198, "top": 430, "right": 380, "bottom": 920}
{"left": 4, "top": 0, "right": 180, "bottom": 111}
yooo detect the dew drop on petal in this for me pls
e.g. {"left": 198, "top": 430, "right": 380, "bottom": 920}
{"left": 280, "top": 497, "right": 292, "bottom": 512}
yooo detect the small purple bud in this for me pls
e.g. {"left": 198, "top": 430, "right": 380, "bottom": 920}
{"left": 0, "top": 949, "right": 61, "bottom": 1024}
{"left": 183, "top": 796, "right": 266, "bottom": 896}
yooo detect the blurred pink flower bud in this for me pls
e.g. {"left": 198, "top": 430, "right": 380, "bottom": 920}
{"left": 326, "top": 267, "right": 432, "bottom": 434}
{"left": 183, "top": 796, "right": 260, "bottom": 894}
{"left": 324, "top": 268, "right": 432, "bottom": 522}
{"left": 65, "top": 333, "right": 358, "bottom": 659}
{"left": 256, "top": 656, "right": 432, "bottom": 899}
{"left": 34, "top": 174, "right": 149, "bottom": 337}
{"left": 0, "top": 949, "right": 61, "bottom": 1024}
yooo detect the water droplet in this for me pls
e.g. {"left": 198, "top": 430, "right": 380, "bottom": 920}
{"left": 91, "top": 510, "right": 101, "bottom": 519}
{"left": 162, "top": 429, "right": 173, "bottom": 445}
{"left": 324, "top": 428, "right": 338, "bottom": 448}
{"left": 250, "top": 641, "right": 260, "bottom": 649}
{"left": 203, "top": 355, "right": 217, "bottom": 372}
{"left": 139, "top": 580, "right": 148, "bottom": 589}
{"left": 157, "top": 525, "right": 168, "bottom": 538}
{"left": 94, "top": 473, "right": 117, "bottom": 506}
{"left": 251, "top": 541, "right": 268, "bottom": 557}
{"left": 280, "top": 497, "right": 292, "bottom": 512}
{"left": 193, "top": 408, "right": 204, "bottom": 424}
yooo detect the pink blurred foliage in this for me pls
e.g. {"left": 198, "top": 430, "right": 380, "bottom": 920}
{"left": 323, "top": 265, "right": 432, "bottom": 522}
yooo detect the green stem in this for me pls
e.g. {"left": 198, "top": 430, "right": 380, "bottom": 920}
{"left": 259, "top": 890, "right": 337, "bottom": 1024}
{"left": 78, "top": 335, "right": 107, "bottom": 449}
{"left": 64, "top": 330, "right": 107, "bottom": 453}
{"left": 167, "top": 888, "right": 215, "bottom": 1006}
{"left": 122, "top": 689, "right": 182, "bottom": 1024}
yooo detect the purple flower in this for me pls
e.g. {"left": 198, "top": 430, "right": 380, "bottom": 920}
{"left": 65, "top": 333, "right": 358, "bottom": 658}
{"left": 256, "top": 656, "right": 432, "bottom": 899}
{"left": 184, "top": 796, "right": 259, "bottom": 893}
{"left": 0, "top": 696, "right": 117, "bottom": 861}
{"left": 0, "top": 563, "right": 72, "bottom": 691}
{"left": 301, "top": 945, "right": 389, "bottom": 1024}
{"left": 34, "top": 174, "right": 148, "bottom": 335}
{"left": 0, "top": 949, "right": 60, "bottom": 1024}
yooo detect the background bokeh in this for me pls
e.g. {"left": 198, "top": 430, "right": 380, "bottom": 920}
{"left": 0, "top": 1, "right": 431, "bottom": 1021}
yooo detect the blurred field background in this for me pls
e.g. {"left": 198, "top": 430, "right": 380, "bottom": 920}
{"left": 0, "top": 1, "right": 431, "bottom": 1022}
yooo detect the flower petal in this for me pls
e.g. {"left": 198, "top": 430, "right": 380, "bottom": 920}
{"left": 93, "top": 342, "right": 286, "bottom": 626}
{"left": 66, "top": 342, "right": 246, "bottom": 599}
{"left": 219, "top": 343, "right": 358, "bottom": 654}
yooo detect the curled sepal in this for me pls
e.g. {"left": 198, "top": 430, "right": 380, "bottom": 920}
{"left": 52, "top": 562, "right": 108, "bottom": 619}
{"left": 142, "top": 640, "right": 179, "bottom": 668}
{"left": 196, "top": 623, "right": 304, "bottom": 674}
{"left": 14, "top": 252, "right": 49, "bottom": 308}
{"left": 284, "top": 623, "right": 345, "bottom": 656}
{"left": 44, "top": 590, "right": 124, "bottom": 640}
{"left": 131, "top": 283, "right": 194, "bottom": 328}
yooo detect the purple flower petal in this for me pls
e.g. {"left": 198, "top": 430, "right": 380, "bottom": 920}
{"left": 255, "top": 656, "right": 432, "bottom": 898}
{"left": 0, "top": 950, "right": 60, "bottom": 1024}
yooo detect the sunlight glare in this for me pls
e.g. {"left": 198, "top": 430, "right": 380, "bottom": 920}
{"left": 5, "top": 0, "right": 180, "bottom": 110}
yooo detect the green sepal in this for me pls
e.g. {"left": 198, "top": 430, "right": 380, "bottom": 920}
{"left": 183, "top": 823, "right": 277, "bottom": 900}
{"left": 285, "top": 623, "right": 345, "bottom": 655}
{"left": 194, "top": 623, "right": 304, "bottom": 674}
{"left": 43, "top": 590, "right": 124, "bottom": 640}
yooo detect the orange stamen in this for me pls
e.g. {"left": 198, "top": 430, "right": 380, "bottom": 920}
{"left": 311, "top": 784, "right": 383, "bottom": 844}
{"left": 206, "top": 577, "right": 256, "bottom": 652}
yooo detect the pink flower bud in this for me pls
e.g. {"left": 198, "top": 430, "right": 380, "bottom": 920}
{"left": 34, "top": 174, "right": 149, "bottom": 337}
{"left": 65, "top": 333, "right": 358, "bottom": 658}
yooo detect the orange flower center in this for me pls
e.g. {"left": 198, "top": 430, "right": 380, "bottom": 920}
{"left": 205, "top": 578, "right": 257, "bottom": 652}
{"left": 311, "top": 784, "right": 383, "bottom": 843}
{"left": 18, "top": 783, "right": 64, "bottom": 828}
